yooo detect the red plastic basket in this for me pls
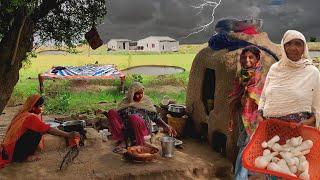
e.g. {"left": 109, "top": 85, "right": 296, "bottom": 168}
{"left": 242, "top": 119, "right": 320, "bottom": 180}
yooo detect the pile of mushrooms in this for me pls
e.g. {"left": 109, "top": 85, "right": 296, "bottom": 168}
{"left": 254, "top": 135, "right": 313, "bottom": 180}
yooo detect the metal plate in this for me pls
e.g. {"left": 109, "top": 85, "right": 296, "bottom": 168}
{"left": 173, "top": 138, "right": 183, "bottom": 146}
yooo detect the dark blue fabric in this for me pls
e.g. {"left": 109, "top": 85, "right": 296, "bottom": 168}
{"left": 208, "top": 32, "right": 280, "bottom": 62}
{"left": 208, "top": 32, "right": 251, "bottom": 51}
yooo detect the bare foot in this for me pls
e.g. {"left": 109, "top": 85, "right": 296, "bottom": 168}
{"left": 26, "top": 155, "right": 41, "bottom": 162}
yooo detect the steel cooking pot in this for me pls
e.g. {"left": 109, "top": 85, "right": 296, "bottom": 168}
{"left": 62, "top": 120, "right": 86, "bottom": 132}
{"left": 168, "top": 104, "right": 186, "bottom": 118}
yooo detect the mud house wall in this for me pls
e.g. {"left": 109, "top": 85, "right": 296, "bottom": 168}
{"left": 186, "top": 47, "right": 214, "bottom": 133}
{"left": 186, "top": 47, "right": 237, "bottom": 135}
{"left": 207, "top": 51, "right": 238, "bottom": 146}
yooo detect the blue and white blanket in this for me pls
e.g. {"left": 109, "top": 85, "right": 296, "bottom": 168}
{"left": 52, "top": 65, "right": 122, "bottom": 77}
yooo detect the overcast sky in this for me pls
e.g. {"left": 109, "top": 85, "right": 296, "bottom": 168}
{"left": 97, "top": 0, "right": 320, "bottom": 44}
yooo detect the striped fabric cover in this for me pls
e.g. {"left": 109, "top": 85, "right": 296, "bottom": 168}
{"left": 41, "top": 65, "right": 125, "bottom": 79}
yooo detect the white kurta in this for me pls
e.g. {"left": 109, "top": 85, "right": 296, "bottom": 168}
{"left": 258, "top": 30, "right": 320, "bottom": 127}
{"left": 258, "top": 64, "right": 320, "bottom": 127}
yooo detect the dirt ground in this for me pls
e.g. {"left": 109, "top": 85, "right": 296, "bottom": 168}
{"left": 0, "top": 106, "right": 233, "bottom": 180}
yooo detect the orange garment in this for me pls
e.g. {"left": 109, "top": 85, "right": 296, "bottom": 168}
{"left": 2, "top": 95, "right": 41, "bottom": 146}
{"left": 0, "top": 94, "right": 49, "bottom": 168}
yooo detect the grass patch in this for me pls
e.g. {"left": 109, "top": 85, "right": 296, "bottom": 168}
{"left": 12, "top": 53, "right": 195, "bottom": 115}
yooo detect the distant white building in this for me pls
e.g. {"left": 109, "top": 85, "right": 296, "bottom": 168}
{"left": 137, "top": 36, "right": 179, "bottom": 52}
{"left": 107, "top": 39, "right": 134, "bottom": 51}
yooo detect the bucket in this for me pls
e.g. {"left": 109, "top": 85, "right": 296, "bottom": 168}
{"left": 85, "top": 27, "right": 103, "bottom": 50}
{"left": 160, "top": 136, "right": 175, "bottom": 158}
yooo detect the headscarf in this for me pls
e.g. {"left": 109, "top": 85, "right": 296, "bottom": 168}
{"left": 265, "top": 30, "right": 313, "bottom": 97}
{"left": 258, "top": 30, "right": 319, "bottom": 121}
{"left": 277, "top": 30, "right": 312, "bottom": 69}
{"left": 117, "top": 82, "right": 156, "bottom": 112}
{"left": 2, "top": 94, "right": 41, "bottom": 146}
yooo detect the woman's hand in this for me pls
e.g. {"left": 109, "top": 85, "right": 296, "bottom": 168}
{"left": 67, "top": 131, "right": 80, "bottom": 139}
{"left": 67, "top": 131, "right": 81, "bottom": 147}
{"left": 166, "top": 125, "right": 177, "bottom": 137}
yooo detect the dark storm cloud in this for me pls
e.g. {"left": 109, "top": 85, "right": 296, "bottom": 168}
{"left": 106, "top": 0, "right": 155, "bottom": 24}
{"left": 260, "top": 0, "right": 320, "bottom": 42}
{"left": 97, "top": 0, "right": 320, "bottom": 44}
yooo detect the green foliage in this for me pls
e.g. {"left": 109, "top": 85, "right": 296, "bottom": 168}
{"left": 145, "top": 73, "right": 188, "bottom": 89}
{"left": 132, "top": 74, "right": 143, "bottom": 83}
{"left": 310, "top": 37, "right": 317, "bottom": 42}
{"left": 79, "top": 39, "right": 88, "bottom": 45}
{"left": 12, "top": 53, "right": 194, "bottom": 115}
{"left": 66, "top": 47, "right": 79, "bottom": 54}
{"left": 36, "top": 0, "right": 106, "bottom": 47}
{"left": 45, "top": 91, "right": 71, "bottom": 114}
{"left": 1, "top": 0, "right": 107, "bottom": 47}
{"left": 22, "top": 50, "right": 38, "bottom": 67}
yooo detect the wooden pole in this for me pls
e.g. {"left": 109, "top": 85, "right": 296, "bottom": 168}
{"left": 38, "top": 73, "right": 45, "bottom": 95}
{"left": 120, "top": 76, "right": 125, "bottom": 94}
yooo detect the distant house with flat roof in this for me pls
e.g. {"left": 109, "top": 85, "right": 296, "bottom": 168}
{"left": 107, "top": 39, "right": 137, "bottom": 51}
{"left": 137, "top": 36, "right": 179, "bottom": 52}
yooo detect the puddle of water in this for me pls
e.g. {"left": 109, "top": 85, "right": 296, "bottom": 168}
{"left": 122, "top": 66, "right": 185, "bottom": 76}
{"left": 38, "top": 50, "right": 68, "bottom": 55}
{"left": 310, "top": 51, "right": 320, "bottom": 58}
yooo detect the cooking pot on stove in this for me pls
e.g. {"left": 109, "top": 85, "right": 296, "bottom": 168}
{"left": 168, "top": 104, "right": 186, "bottom": 118}
{"left": 62, "top": 120, "right": 86, "bottom": 132}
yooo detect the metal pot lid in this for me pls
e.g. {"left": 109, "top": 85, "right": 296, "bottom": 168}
{"left": 62, "top": 120, "right": 86, "bottom": 127}
{"left": 46, "top": 120, "right": 61, "bottom": 128}
{"left": 168, "top": 104, "right": 186, "bottom": 108}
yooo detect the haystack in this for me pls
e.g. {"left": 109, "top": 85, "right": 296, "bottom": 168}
{"left": 186, "top": 32, "right": 281, "bottom": 162}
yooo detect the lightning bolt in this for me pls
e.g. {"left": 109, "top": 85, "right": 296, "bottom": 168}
{"left": 185, "top": 0, "right": 222, "bottom": 38}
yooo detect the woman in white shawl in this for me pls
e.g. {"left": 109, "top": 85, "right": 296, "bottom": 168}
{"left": 106, "top": 82, "right": 176, "bottom": 147}
{"left": 258, "top": 30, "right": 320, "bottom": 127}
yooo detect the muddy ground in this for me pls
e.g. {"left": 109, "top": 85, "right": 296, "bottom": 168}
{"left": 0, "top": 106, "right": 234, "bottom": 180}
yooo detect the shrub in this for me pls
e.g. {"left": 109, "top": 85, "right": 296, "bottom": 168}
{"left": 45, "top": 91, "right": 71, "bottom": 114}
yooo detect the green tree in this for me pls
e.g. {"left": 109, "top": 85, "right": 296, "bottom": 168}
{"left": 0, "top": 0, "right": 107, "bottom": 113}
{"left": 310, "top": 37, "right": 317, "bottom": 42}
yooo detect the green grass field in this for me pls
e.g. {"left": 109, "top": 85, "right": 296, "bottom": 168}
{"left": 11, "top": 43, "right": 320, "bottom": 116}
{"left": 12, "top": 50, "right": 196, "bottom": 116}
